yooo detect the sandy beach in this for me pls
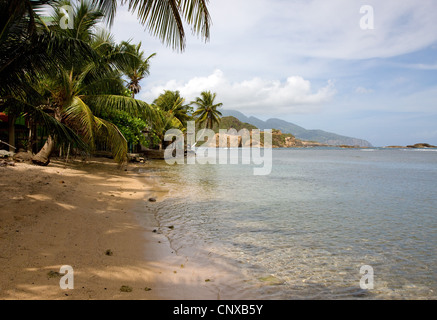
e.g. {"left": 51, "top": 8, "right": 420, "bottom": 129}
{"left": 0, "top": 157, "right": 228, "bottom": 300}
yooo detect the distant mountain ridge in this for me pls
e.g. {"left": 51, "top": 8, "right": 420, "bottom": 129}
{"left": 221, "top": 110, "right": 373, "bottom": 147}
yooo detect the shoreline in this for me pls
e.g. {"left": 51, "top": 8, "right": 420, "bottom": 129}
{"left": 2, "top": 151, "right": 435, "bottom": 300}
{"left": 0, "top": 157, "right": 244, "bottom": 300}
{"left": 0, "top": 158, "right": 158, "bottom": 299}
{"left": 132, "top": 163, "right": 254, "bottom": 300}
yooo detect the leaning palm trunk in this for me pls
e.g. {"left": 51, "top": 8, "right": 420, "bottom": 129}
{"left": 32, "top": 108, "right": 62, "bottom": 166}
{"left": 32, "top": 135, "right": 55, "bottom": 166}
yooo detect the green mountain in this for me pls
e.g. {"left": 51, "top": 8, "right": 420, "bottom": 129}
{"left": 212, "top": 116, "right": 258, "bottom": 133}
{"left": 221, "top": 110, "right": 373, "bottom": 147}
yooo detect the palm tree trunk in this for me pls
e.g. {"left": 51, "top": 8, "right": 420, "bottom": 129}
{"left": 32, "top": 135, "right": 55, "bottom": 166}
{"left": 27, "top": 119, "right": 36, "bottom": 153}
{"left": 32, "top": 108, "right": 61, "bottom": 166}
{"left": 8, "top": 114, "right": 16, "bottom": 152}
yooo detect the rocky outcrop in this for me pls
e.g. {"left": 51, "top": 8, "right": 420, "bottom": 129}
{"left": 300, "top": 140, "right": 329, "bottom": 147}
{"left": 385, "top": 143, "right": 437, "bottom": 149}
{"left": 272, "top": 130, "right": 331, "bottom": 148}
{"left": 203, "top": 132, "right": 254, "bottom": 148}
{"left": 406, "top": 143, "right": 437, "bottom": 149}
{"left": 201, "top": 129, "right": 331, "bottom": 148}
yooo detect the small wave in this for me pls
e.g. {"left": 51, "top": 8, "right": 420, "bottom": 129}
{"left": 409, "top": 149, "right": 437, "bottom": 152}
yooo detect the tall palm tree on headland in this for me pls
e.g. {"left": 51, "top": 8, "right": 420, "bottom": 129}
{"left": 191, "top": 91, "right": 222, "bottom": 129}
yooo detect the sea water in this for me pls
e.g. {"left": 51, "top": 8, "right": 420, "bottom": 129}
{"left": 143, "top": 148, "right": 437, "bottom": 299}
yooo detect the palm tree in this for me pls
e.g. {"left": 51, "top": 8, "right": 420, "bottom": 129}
{"left": 153, "top": 90, "right": 192, "bottom": 128}
{"left": 0, "top": 0, "right": 60, "bottom": 98}
{"left": 0, "top": 0, "right": 94, "bottom": 152}
{"left": 1, "top": 0, "right": 213, "bottom": 159}
{"left": 119, "top": 41, "right": 156, "bottom": 98}
{"left": 149, "top": 107, "right": 181, "bottom": 150}
{"left": 31, "top": 0, "right": 156, "bottom": 165}
{"left": 149, "top": 91, "right": 192, "bottom": 150}
{"left": 93, "top": 0, "right": 211, "bottom": 51}
{"left": 191, "top": 91, "right": 222, "bottom": 129}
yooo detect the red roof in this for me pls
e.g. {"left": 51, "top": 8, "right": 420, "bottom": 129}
{"left": 0, "top": 112, "right": 8, "bottom": 123}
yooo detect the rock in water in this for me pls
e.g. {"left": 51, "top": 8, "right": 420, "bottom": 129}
{"left": 407, "top": 143, "right": 437, "bottom": 149}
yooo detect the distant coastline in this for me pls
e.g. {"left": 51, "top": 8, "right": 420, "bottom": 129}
{"left": 384, "top": 143, "right": 437, "bottom": 149}
{"left": 221, "top": 110, "right": 373, "bottom": 148}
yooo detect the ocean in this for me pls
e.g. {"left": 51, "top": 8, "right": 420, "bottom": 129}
{"left": 141, "top": 148, "right": 437, "bottom": 299}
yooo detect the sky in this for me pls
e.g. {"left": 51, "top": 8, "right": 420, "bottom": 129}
{"left": 109, "top": 0, "right": 437, "bottom": 147}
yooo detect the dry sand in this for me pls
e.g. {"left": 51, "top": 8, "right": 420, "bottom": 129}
{"left": 0, "top": 157, "right": 230, "bottom": 300}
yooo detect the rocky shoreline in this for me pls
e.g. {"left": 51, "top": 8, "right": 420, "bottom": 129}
{"left": 385, "top": 143, "right": 437, "bottom": 149}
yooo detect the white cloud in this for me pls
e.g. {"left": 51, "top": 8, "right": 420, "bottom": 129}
{"left": 109, "top": 1, "right": 437, "bottom": 145}
{"left": 191, "top": 0, "right": 437, "bottom": 64}
{"left": 110, "top": 0, "right": 437, "bottom": 83}
{"left": 245, "top": 0, "right": 437, "bottom": 60}
{"left": 141, "top": 70, "right": 336, "bottom": 115}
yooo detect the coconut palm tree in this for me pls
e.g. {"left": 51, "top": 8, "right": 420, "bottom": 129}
{"left": 191, "top": 91, "right": 222, "bottom": 129}
{"left": 0, "top": 0, "right": 61, "bottom": 98}
{"left": 93, "top": 0, "right": 211, "bottom": 51}
{"left": 153, "top": 90, "right": 192, "bottom": 128}
{"left": 148, "top": 107, "right": 181, "bottom": 150}
{"left": 1, "top": 0, "right": 213, "bottom": 159}
{"left": 0, "top": 0, "right": 94, "bottom": 152}
{"left": 31, "top": 0, "right": 156, "bottom": 165}
{"left": 118, "top": 41, "right": 156, "bottom": 98}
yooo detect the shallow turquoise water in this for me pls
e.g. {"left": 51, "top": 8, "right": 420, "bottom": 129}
{"left": 145, "top": 148, "right": 437, "bottom": 299}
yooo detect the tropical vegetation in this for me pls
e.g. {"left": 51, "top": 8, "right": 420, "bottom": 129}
{"left": 0, "top": 0, "right": 219, "bottom": 164}
{"left": 191, "top": 91, "right": 223, "bottom": 129}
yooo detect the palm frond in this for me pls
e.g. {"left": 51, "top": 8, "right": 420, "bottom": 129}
{"left": 64, "top": 96, "right": 100, "bottom": 145}
{"left": 83, "top": 94, "right": 157, "bottom": 120}
{"left": 181, "top": 0, "right": 210, "bottom": 40}
{"left": 2, "top": 95, "right": 88, "bottom": 150}
{"left": 93, "top": 0, "right": 211, "bottom": 51}
{"left": 97, "top": 118, "right": 128, "bottom": 163}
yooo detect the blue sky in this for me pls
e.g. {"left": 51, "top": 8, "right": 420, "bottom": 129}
{"left": 110, "top": 0, "right": 437, "bottom": 146}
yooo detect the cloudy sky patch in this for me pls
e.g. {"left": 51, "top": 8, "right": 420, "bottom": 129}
{"left": 111, "top": 0, "right": 437, "bottom": 146}
{"left": 142, "top": 70, "right": 336, "bottom": 114}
